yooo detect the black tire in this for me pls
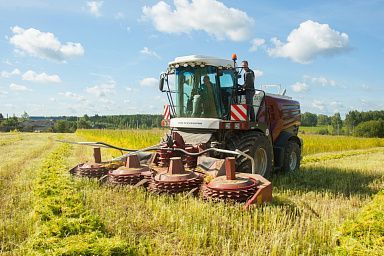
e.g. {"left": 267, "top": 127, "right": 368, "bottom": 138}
{"left": 282, "top": 141, "right": 301, "bottom": 173}
{"left": 226, "top": 131, "right": 273, "bottom": 178}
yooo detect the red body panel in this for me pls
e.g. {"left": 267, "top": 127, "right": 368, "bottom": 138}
{"left": 265, "top": 95, "right": 301, "bottom": 142}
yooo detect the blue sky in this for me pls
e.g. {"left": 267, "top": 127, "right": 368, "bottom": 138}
{"left": 0, "top": 0, "right": 383, "bottom": 117}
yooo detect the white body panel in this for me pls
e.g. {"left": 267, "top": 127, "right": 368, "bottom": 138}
{"left": 169, "top": 55, "right": 233, "bottom": 68}
{"left": 170, "top": 118, "right": 221, "bottom": 129}
{"left": 266, "top": 93, "right": 292, "bottom": 100}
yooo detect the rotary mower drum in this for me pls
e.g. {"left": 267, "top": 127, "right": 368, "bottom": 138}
{"left": 66, "top": 134, "right": 272, "bottom": 210}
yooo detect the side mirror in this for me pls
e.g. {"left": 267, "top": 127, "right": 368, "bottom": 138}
{"left": 159, "top": 73, "right": 166, "bottom": 92}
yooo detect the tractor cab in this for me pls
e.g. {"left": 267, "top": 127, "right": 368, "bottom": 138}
{"left": 160, "top": 55, "right": 242, "bottom": 121}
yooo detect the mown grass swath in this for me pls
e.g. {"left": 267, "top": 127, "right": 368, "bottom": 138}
{"left": 336, "top": 190, "right": 384, "bottom": 255}
{"left": 19, "top": 142, "right": 135, "bottom": 255}
{"left": 0, "top": 133, "right": 56, "bottom": 253}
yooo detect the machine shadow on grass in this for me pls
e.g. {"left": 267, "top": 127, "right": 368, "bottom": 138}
{"left": 271, "top": 166, "right": 382, "bottom": 197}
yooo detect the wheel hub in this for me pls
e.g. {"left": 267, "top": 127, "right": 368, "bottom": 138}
{"left": 254, "top": 147, "right": 267, "bottom": 176}
{"left": 289, "top": 151, "right": 297, "bottom": 171}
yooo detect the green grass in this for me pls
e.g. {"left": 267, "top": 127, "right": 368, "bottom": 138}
{"left": 2, "top": 131, "right": 384, "bottom": 255}
{"left": 77, "top": 129, "right": 384, "bottom": 157}
{"left": 18, "top": 142, "right": 135, "bottom": 255}
{"left": 71, "top": 130, "right": 384, "bottom": 255}
{"left": 300, "top": 125, "right": 331, "bottom": 134}
{"left": 0, "top": 133, "right": 57, "bottom": 254}
{"left": 336, "top": 191, "right": 384, "bottom": 255}
{"left": 300, "top": 134, "right": 384, "bottom": 155}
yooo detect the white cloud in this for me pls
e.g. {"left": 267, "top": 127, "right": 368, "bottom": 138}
{"left": 253, "top": 69, "right": 263, "bottom": 78}
{"left": 303, "top": 75, "right": 336, "bottom": 86}
{"left": 126, "top": 87, "right": 132, "bottom": 92}
{"left": 140, "top": 77, "right": 158, "bottom": 87}
{"left": 249, "top": 38, "right": 265, "bottom": 52}
{"left": 115, "top": 12, "right": 125, "bottom": 20}
{"left": 22, "top": 70, "right": 62, "bottom": 83}
{"left": 142, "top": 0, "right": 254, "bottom": 41}
{"left": 0, "top": 91, "right": 8, "bottom": 96}
{"left": 268, "top": 20, "right": 349, "bottom": 64}
{"left": 9, "top": 83, "right": 31, "bottom": 91}
{"left": 330, "top": 101, "right": 345, "bottom": 112}
{"left": 86, "top": 80, "right": 116, "bottom": 97}
{"left": 291, "top": 82, "right": 309, "bottom": 92}
{"left": 87, "top": 1, "right": 103, "bottom": 17}
{"left": 9, "top": 26, "right": 84, "bottom": 61}
{"left": 59, "top": 91, "right": 85, "bottom": 101}
{"left": 1, "top": 68, "right": 21, "bottom": 78}
{"left": 312, "top": 100, "right": 326, "bottom": 110}
{"left": 140, "top": 47, "right": 160, "bottom": 59}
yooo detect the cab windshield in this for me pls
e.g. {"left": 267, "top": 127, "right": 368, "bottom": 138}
{"left": 172, "top": 66, "right": 235, "bottom": 118}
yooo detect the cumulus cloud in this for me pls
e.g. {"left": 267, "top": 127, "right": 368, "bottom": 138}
{"left": 249, "top": 38, "right": 265, "bottom": 52}
{"left": 140, "top": 47, "right": 160, "bottom": 59}
{"left": 114, "top": 12, "right": 125, "bottom": 20}
{"left": 140, "top": 77, "right": 158, "bottom": 87}
{"left": 303, "top": 75, "right": 336, "bottom": 87}
{"left": 22, "top": 70, "right": 62, "bottom": 83}
{"left": 87, "top": 1, "right": 103, "bottom": 16}
{"left": 9, "top": 26, "right": 84, "bottom": 61}
{"left": 86, "top": 80, "right": 116, "bottom": 97}
{"left": 142, "top": 0, "right": 254, "bottom": 41}
{"left": 268, "top": 20, "right": 349, "bottom": 64}
{"left": 312, "top": 100, "right": 326, "bottom": 110}
{"left": 1, "top": 68, "right": 21, "bottom": 78}
{"left": 291, "top": 82, "right": 309, "bottom": 92}
{"left": 253, "top": 69, "right": 263, "bottom": 78}
{"left": 9, "top": 83, "right": 31, "bottom": 92}
{"left": 59, "top": 91, "right": 85, "bottom": 101}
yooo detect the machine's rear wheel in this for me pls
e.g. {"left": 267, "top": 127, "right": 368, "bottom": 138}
{"left": 282, "top": 141, "right": 301, "bottom": 173}
{"left": 226, "top": 131, "right": 273, "bottom": 178}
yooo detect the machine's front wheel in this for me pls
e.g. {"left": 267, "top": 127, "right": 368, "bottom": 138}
{"left": 226, "top": 131, "right": 273, "bottom": 178}
{"left": 282, "top": 141, "right": 301, "bottom": 173}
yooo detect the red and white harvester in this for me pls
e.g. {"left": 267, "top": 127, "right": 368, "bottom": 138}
{"left": 68, "top": 54, "right": 302, "bottom": 209}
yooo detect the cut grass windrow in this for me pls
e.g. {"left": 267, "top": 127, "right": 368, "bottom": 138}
{"left": 336, "top": 190, "right": 384, "bottom": 255}
{"left": 1, "top": 134, "right": 56, "bottom": 254}
{"left": 19, "top": 143, "right": 135, "bottom": 256}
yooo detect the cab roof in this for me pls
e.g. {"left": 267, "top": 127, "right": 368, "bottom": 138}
{"left": 168, "top": 55, "right": 234, "bottom": 69}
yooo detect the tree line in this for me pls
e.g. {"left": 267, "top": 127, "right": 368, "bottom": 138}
{"left": 301, "top": 110, "right": 384, "bottom": 137}
{"left": 1, "top": 110, "right": 383, "bottom": 137}
{"left": 0, "top": 113, "right": 164, "bottom": 133}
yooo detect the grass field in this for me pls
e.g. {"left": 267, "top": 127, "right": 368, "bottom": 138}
{"left": 1, "top": 130, "right": 383, "bottom": 255}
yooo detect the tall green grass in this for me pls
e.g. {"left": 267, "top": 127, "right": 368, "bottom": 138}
{"left": 300, "top": 134, "right": 384, "bottom": 155}
{"left": 77, "top": 129, "right": 384, "bottom": 157}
